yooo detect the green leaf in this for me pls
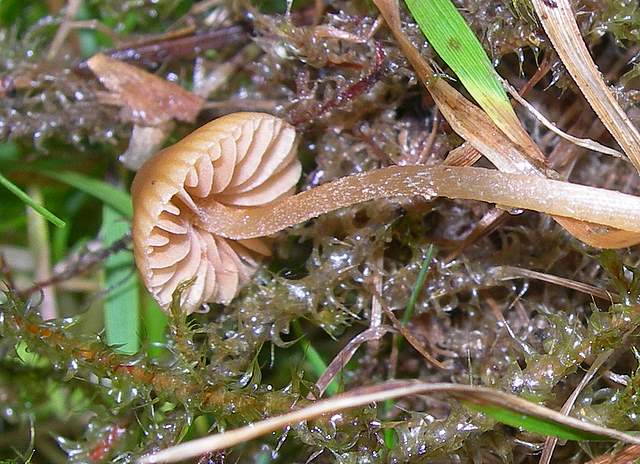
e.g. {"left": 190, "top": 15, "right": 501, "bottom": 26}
{"left": 465, "top": 401, "right": 607, "bottom": 442}
{"left": 404, "top": 0, "right": 518, "bottom": 135}
{"left": 44, "top": 171, "right": 133, "bottom": 218}
{"left": 142, "top": 293, "right": 168, "bottom": 358}
{"left": 401, "top": 244, "right": 436, "bottom": 325}
{"left": 0, "top": 172, "right": 66, "bottom": 228}
{"left": 293, "top": 320, "right": 340, "bottom": 396}
{"left": 101, "top": 204, "right": 139, "bottom": 354}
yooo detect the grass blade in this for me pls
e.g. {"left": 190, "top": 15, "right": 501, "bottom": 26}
{"left": 138, "top": 380, "right": 640, "bottom": 464}
{"left": 464, "top": 402, "right": 604, "bottom": 442}
{"left": 0, "top": 172, "right": 65, "bottom": 228}
{"left": 404, "top": 0, "right": 543, "bottom": 160}
{"left": 293, "top": 320, "right": 340, "bottom": 396}
{"left": 531, "top": 0, "right": 640, "bottom": 172}
{"left": 401, "top": 244, "right": 435, "bottom": 325}
{"left": 44, "top": 171, "right": 133, "bottom": 218}
{"left": 142, "top": 293, "right": 168, "bottom": 358}
{"left": 384, "top": 244, "right": 439, "bottom": 445}
{"left": 26, "top": 185, "right": 58, "bottom": 320}
{"left": 101, "top": 204, "right": 139, "bottom": 354}
{"left": 405, "top": 0, "right": 508, "bottom": 110}
{"left": 303, "top": 341, "right": 339, "bottom": 395}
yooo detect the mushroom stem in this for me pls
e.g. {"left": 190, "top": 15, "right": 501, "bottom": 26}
{"left": 195, "top": 165, "right": 640, "bottom": 239}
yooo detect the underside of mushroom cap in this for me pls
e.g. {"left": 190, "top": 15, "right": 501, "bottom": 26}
{"left": 132, "top": 112, "right": 302, "bottom": 313}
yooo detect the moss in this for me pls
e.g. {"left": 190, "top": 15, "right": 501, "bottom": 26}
{"left": 2, "top": 0, "right": 640, "bottom": 462}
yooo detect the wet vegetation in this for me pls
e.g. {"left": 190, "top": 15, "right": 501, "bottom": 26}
{"left": 1, "top": 0, "right": 640, "bottom": 463}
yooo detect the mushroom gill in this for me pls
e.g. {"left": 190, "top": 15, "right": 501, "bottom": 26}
{"left": 132, "top": 112, "right": 301, "bottom": 313}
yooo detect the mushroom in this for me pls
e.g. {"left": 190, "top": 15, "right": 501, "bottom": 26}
{"left": 132, "top": 112, "right": 301, "bottom": 313}
{"left": 133, "top": 112, "right": 640, "bottom": 313}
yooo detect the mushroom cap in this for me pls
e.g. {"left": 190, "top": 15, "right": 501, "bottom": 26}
{"left": 132, "top": 112, "right": 301, "bottom": 313}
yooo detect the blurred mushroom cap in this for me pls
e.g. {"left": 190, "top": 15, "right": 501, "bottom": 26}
{"left": 132, "top": 112, "right": 301, "bottom": 313}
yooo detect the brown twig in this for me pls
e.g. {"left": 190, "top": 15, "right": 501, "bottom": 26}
{"left": 0, "top": 252, "right": 18, "bottom": 293}
{"left": 539, "top": 350, "right": 613, "bottom": 464}
{"left": 19, "top": 233, "right": 131, "bottom": 297}
{"left": 311, "top": 326, "right": 391, "bottom": 399}
{"left": 380, "top": 304, "right": 446, "bottom": 370}
{"left": 202, "top": 100, "right": 283, "bottom": 111}
{"left": 138, "top": 379, "right": 640, "bottom": 464}
{"left": 517, "top": 52, "right": 553, "bottom": 98}
{"left": 483, "top": 294, "right": 534, "bottom": 355}
{"left": 586, "top": 445, "right": 640, "bottom": 464}
{"left": 418, "top": 108, "right": 440, "bottom": 164}
{"left": 367, "top": 252, "right": 384, "bottom": 354}
{"left": 75, "top": 25, "right": 250, "bottom": 73}
{"left": 445, "top": 208, "right": 508, "bottom": 261}
{"left": 488, "top": 265, "right": 616, "bottom": 302}
{"left": 47, "top": 0, "right": 82, "bottom": 60}
{"left": 291, "top": 41, "right": 387, "bottom": 126}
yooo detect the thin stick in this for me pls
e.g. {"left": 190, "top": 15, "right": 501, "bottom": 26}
{"left": 445, "top": 208, "right": 508, "bottom": 261}
{"left": 137, "top": 380, "right": 640, "bottom": 464}
{"left": 367, "top": 252, "right": 384, "bottom": 354}
{"left": 313, "top": 326, "right": 391, "bottom": 398}
{"left": 418, "top": 108, "right": 440, "bottom": 164}
{"left": 586, "top": 445, "right": 640, "bottom": 464}
{"left": 488, "top": 266, "right": 616, "bottom": 302}
{"left": 383, "top": 304, "right": 445, "bottom": 369}
{"left": 539, "top": 350, "right": 613, "bottom": 464}
{"left": 47, "top": 0, "right": 82, "bottom": 60}
{"left": 502, "top": 78, "right": 625, "bottom": 160}
{"left": 0, "top": 173, "right": 65, "bottom": 228}
{"left": 531, "top": 0, "right": 640, "bottom": 171}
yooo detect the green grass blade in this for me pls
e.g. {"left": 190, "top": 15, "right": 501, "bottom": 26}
{"left": 465, "top": 401, "right": 607, "bottom": 441}
{"left": 404, "top": 0, "right": 519, "bottom": 136}
{"left": 385, "top": 245, "right": 436, "bottom": 447}
{"left": 292, "top": 321, "right": 339, "bottom": 396}
{"left": 0, "top": 172, "right": 65, "bottom": 228}
{"left": 401, "top": 244, "right": 436, "bottom": 325}
{"left": 142, "top": 293, "right": 168, "bottom": 358}
{"left": 101, "top": 204, "right": 139, "bottom": 354}
{"left": 44, "top": 171, "right": 133, "bottom": 218}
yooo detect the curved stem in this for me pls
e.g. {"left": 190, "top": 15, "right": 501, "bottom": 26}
{"left": 195, "top": 165, "right": 640, "bottom": 240}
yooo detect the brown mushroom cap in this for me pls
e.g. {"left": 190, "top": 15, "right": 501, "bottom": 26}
{"left": 132, "top": 112, "right": 301, "bottom": 313}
